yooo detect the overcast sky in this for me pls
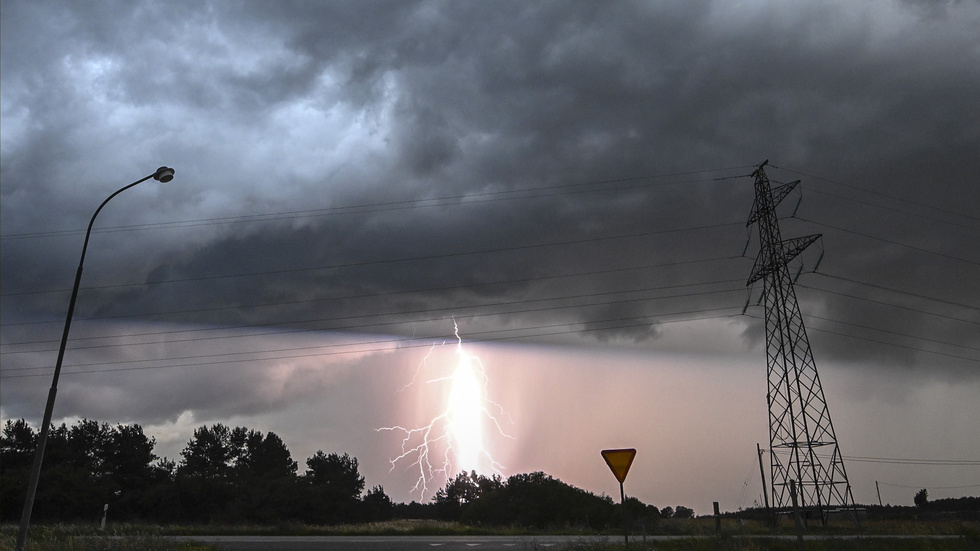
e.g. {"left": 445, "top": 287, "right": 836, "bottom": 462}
{"left": 2, "top": 0, "right": 978, "bottom": 514}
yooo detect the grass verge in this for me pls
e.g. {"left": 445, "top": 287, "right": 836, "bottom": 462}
{"left": 0, "top": 528, "right": 221, "bottom": 551}
{"left": 3, "top": 518, "right": 977, "bottom": 550}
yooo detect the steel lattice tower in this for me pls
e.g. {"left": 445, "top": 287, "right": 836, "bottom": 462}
{"left": 746, "top": 160, "right": 855, "bottom": 522}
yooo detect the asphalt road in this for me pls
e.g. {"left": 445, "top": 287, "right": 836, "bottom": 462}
{"left": 175, "top": 534, "right": 970, "bottom": 550}
{"left": 175, "top": 534, "right": 626, "bottom": 550}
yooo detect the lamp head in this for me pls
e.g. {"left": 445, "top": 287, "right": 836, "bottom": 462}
{"left": 153, "top": 166, "right": 175, "bottom": 183}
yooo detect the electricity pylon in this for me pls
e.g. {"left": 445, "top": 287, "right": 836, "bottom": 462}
{"left": 745, "top": 160, "right": 855, "bottom": 523}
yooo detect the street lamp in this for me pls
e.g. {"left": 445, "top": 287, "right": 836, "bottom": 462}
{"left": 15, "top": 166, "right": 175, "bottom": 551}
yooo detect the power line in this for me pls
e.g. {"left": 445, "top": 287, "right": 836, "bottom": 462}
{"left": 766, "top": 448, "right": 980, "bottom": 466}
{"left": 1, "top": 282, "right": 747, "bottom": 368}
{"left": 812, "top": 272, "right": 979, "bottom": 312}
{"left": 1, "top": 255, "right": 747, "bottom": 328}
{"left": 9, "top": 282, "right": 973, "bottom": 364}
{"left": 742, "top": 312, "right": 978, "bottom": 363}
{"left": 878, "top": 483, "right": 980, "bottom": 490}
{"left": 803, "top": 314, "right": 980, "bottom": 354}
{"left": 0, "top": 280, "right": 745, "bottom": 355}
{"left": 0, "top": 308, "right": 745, "bottom": 379}
{"left": 797, "top": 216, "right": 980, "bottom": 267}
{"left": 803, "top": 186, "right": 980, "bottom": 234}
{"left": 4, "top": 162, "right": 977, "bottom": 380}
{"left": 7, "top": 262, "right": 978, "bottom": 372}
{"left": 9, "top": 287, "right": 975, "bottom": 377}
{"left": 795, "top": 283, "right": 980, "bottom": 326}
{"left": 844, "top": 456, "right": 980, "bottom": 466}
{"left": 0, "top": 221, "right": 744, "bottom": 298}
{"left": 0, "top": 166, "right": 755, "bottom": 241}
{"left": 768, "top": 164, "right": 980, "bottom": 225}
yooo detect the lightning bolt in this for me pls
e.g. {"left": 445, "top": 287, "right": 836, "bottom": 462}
{"left": 378, "top": 321, "right": 513, "bottom": 498}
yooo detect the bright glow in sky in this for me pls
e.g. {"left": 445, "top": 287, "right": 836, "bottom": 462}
{"left": 375, "top": 325, "right": 513, "bottom": 499}
{"left": 448, "top": 345, "right": 485, "bottom": 473}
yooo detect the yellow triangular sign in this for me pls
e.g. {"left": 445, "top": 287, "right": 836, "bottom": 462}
{"left": 601, "top": 448, "right": 636, "bottom": 483}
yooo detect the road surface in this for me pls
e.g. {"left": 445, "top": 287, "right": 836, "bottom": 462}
{"left": 174, "top": 534, "right": 969, "bottom": 550}
{"left": 175, "top": 534, "right": 616, "bottom": 550}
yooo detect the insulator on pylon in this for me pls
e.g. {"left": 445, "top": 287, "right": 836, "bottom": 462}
{"left": 813, "top": 250, "right": 824, "bottom": 273}
{"left": 791, "top": 195, "right": 802, "bottom": 217}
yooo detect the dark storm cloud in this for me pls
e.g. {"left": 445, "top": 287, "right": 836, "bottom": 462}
{"left": 2, "top": 0, "right": 979, "bottom": 428}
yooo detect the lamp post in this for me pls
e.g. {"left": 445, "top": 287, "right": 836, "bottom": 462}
{"left": 15, "top": 166, "right": 175, "bottom": 551}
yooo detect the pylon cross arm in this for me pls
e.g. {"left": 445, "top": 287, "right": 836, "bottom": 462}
{"left": 770, "top": 180, "right": 801, "bottom": 208}
{"left": 746, "top": 179, "right": 801, "bottom": 226}
{"left": 746, "top": 233, "right": 820, "bottom": 285}
{"left": 781, "top": 234, "right": 821, "bottom": 264}
{"left": 747, "top": 253, "right": 771, "bottom": 285}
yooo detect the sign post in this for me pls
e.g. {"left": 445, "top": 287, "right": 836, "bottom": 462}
{"left": 601, "top": 448, "right": 636, "bottom": 547}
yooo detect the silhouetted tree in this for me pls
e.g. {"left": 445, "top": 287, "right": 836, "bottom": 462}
{"left": 229, "top": 429, "right": 298, "bottom": 522}
{"left": 140, "top": 457, "right": 180, "bottom": 522}
{"left": 1, "top": 419, "right": 37, "bottom": 521}
{"left": 914, "top": 488, "right": 929, "bottom": 507}
{"left": 300, "top": 451, "right": 365, "bottom": 523}
{"left": 393, "top": 500, "right": 440, "bottom": 520}
{"left": 175, "top": 424, "right": 238, "bottom": 522}
{"left": 362, "top": 485, "right": 395, "bottom": 521}
{"left": 239, "top": 431, "right": 297, "bottom": 480}
{"left": 433, "top": 471, "right": 503, "bottom": 520}
{"left": 673, "top": 505, "right": 695, "bottom": 519}
{"left": 28, "top": 423, "right": 77, "bottom": 521}
{"left": 621, "top": 496, "right": 650, "bottom": 529}
{"left": 629, "top": 501, "right": 663, "bottom": 532}
{"left": 175, "top": 424, "right": 300, "bottom": 523}
{"left": 1, "top": 419, "right": 160, "bottom": 522}
{"left": 927, "top": 496, "right": 980, "bottom": 512}
{"left": 101, "top": 423, "right": 158, "bottom": 521}
{"left": 461, "top": 471, "right": 614, "bottom": 528}
{"left": 178, "top": 424, "right": 234, "bottom": 480}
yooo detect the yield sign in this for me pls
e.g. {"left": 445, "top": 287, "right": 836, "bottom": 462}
{"left": 601, "top": 448, "right": 636, "bottom": 483}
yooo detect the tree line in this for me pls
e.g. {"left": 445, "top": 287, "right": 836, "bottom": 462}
{"left": 1, "top": 418, "right": 384, "bottom": 525}
{"left": 422, "top": 470, "right": 691, "bottom": 528}
{"left": 2, "top": 418, "right": 688, "bottom": 528}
